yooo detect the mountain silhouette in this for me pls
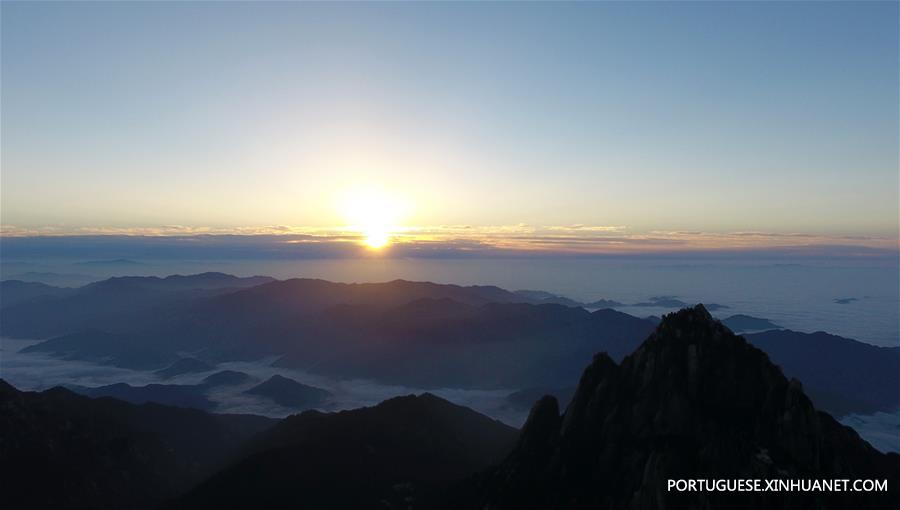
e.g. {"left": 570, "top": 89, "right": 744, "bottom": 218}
{"left": 174, "top": 393, "right": 518, "bottom": 509}
{"left": 201, "top": 370, "right": 256, "bottom": 387}
{"left": 0, "top": 279, "right": 74, "bottom": 306}
{"left": 0, "top": 273, "right": 275, "bottom": 339}
{"left": 745, "top": 329, "right": 900, "bottom": 416}
{"left": 721, "top": 313, "right": 781, "bottom": 332}
{"left": 68, "top": 382, "right": 217, "bottom": 411}
{"left": 0, "top": 380, "right": 274, "bottom": 510}
{"left": 463, "top": 305, "right": 900, "bottom": 509}
{"left": 7, "top": 275, "right": 897, "bottom": 416}
{"left": 3, "top": 306, "right": 897, "bottom": 509}
{"left": 12, "top": 276, "right": 656, "bottom": 388}
{"left": 244, "top": 375, "right": 331, "bottom": 409}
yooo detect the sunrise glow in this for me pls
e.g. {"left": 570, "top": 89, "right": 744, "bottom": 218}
{"left": 338, "top": 188, "right": 409, "bottom": 249}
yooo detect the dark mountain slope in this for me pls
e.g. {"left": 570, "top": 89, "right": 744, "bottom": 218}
{"left": 68, "top": 382, "right": 216, "bottom": 411}
{"left": 10, "top": 276, "right": 896, "bottom": 415}
{"left": 0, "top": 279, "right": 74, "bottom": 307}
{"left": 465, "top": 305, "right": 900, "bottom": 510}
{"left": 21, "top": 329, "right": 176, "bottom": 369}
{"left": 174, "top": 393, "right": 518, "bottom": 509}
{"left": 0, "top": 380, "right": 275, "bottom": 510}
{"left": 17, "top": 283, "right": 655, "bottom": 387}
{"left": 506, "top": 386, "right": 575, "bottom": 411}
{"left": 745, "top": 329, "right": 900, "bottom": 417}
{"left": 244, "top": 374, "right": 331, "bottom": 409}
{"left": 274, "top": 301, "right": 655, "bottom": 388}
{"left": 201, "top": 277, "right": 526, "bottom": 320}
{"left": 201, "top": 370, "right": 256, "bottom": 387}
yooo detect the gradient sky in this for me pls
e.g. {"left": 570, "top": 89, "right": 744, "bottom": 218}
{"left": 1, "top": 1, "right": 898, "bottom": 253}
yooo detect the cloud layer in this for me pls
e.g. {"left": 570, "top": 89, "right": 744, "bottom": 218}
{"left": 1, "top": 224, "right": 897, "bottom": 260}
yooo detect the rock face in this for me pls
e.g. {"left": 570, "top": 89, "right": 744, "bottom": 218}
{"left": 472, "top": 305, "right": 900, "bottom": 509}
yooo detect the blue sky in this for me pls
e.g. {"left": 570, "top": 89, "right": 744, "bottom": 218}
{"left": 1, "top": 1, "right": 897, "bottom": 254}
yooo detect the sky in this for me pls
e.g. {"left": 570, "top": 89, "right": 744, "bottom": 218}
{"left": 1, "top": 1, "right": 898, "bottom": 256}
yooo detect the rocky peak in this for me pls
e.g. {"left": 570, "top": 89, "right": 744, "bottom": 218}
{"left": 473, "top": 305, "right": 900, "bottom": 509}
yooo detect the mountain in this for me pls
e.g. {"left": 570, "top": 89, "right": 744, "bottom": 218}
{"left": 10, "top": 275, "right": 896, "bottom": 412}
{"left": 21, "top": 329, "right": 176, "bottom": 369}
{"left": 506, "top": 386, "right": 575, "bottom": 411}
{"left": 630, "top": 296, "right": 729, "bottom": 311}
{"left": 208, "top": 278, "right": 527, "bottom": 316}
{"left": 0, "top": 380, "right": 275, "bottom": 510}
{"left": 273, "top": 301, "right": 656, "bottom": 388}
{"left": 244, "top": 375, "right": 331, "bottom": 409}
{"left": 461, "top": 306, "right": 900, "bottom": 509}
{"left": 745, "top": 329, "right": 900, "bottom": 417}
{"left": 155, "top": 357, "right": 216, "bottom": 379}
{"left": 75, "top": 258, "right": 145, "bottom": 266}
{"left": 721, "top": 313, "right": 781, "bottom": 332}
{"left": 173, "top": 393, "right": 519, "bottom": 509}
{"left": 81, "top": 272, "right": 275, "bottom": 292}
{"left": 16, "top": 278, "right": 656, "bottom": 388}
{"left": 0, "top": 272, "right": 276, "bottom": 339}
{"left": 585, "top": 298, "right": 625, "bottom": 308}
{"left": 201, "top": 370, "right": 256, "bottom": 387}
{"left": 68, "top": 382, "right": 217, "bottom": 411}
{"left": 2, "top": 271, "right": 98, "bottom": 287}
{"left": 513, "top": 290, "right": 590, "bottom": 308}
{"left": 513, "top": 290, "right": 625, "bottom": 308}
{"left": 0, "top": 279, "right": 74, "bottom": 307}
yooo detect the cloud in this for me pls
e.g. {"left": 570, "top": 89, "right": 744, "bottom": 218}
{"left": 1, "top": 224, "right": 897, "bottom": 260}
{"left": 0, "top": 339, "right": 528, "bottom": 426}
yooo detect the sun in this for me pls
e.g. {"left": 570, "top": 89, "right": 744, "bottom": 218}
{"left": 364, "top": 228, "right": 390, "bottom": 249}
{"left": 338, "top": 187, "right": 408, "bottom": 250}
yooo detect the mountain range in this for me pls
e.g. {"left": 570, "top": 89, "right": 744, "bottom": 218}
{"left": 3, "top": 274, "right": 898, "bottom": 417}
{"left": 3, "top": 305, "right": 897, "bottom": 509}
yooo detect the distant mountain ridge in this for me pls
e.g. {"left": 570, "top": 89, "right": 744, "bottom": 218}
{"left": 243, "top": 375, "right": 331, "bottom": 410}
{"left": 0, "top": 272, "right": 278, "bottom": 339}
{"left": 67, "top": 381, "right": 217, "bottom": 411}
{"left": 7, "top": 275, "right": 657, "bottom": 389}
{"left": 0, "top": 279, "right": 75, "bottom": 307}
{"left": 722, "top": 313, "right": 781, "bottom": 332}
{"left": 5, "top": 274, "right": 897, "bottom": 417}
{"left": 745, "top": 329, "right": 900, "bottom": 416}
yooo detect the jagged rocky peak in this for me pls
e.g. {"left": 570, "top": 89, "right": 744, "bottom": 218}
{"left": 476, "top": 305, "right": 900, "bottom": 510}
{"left": 516, "top": 394, "right": 560, "bottom": 455}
